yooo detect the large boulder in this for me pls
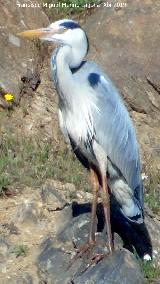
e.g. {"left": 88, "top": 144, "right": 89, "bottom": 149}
{"left": 37, "top": 212, "right": 144, "bottom": 284}
{"left": 0, "top": 0, "right": 49, "bottom": 105}
{"left": 0, "top": 0, "right": 59, "bottom": 140}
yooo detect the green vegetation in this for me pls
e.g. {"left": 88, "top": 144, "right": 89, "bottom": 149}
{"left": 145, "top": 190, "right": 160, "bottom": 216}
{"left": 11, "top": 245, "right": 29, "bottom": 258}
{"left": 142, "top": 261, "right": 160, "bottom": 283}
{"left": 144, "top": 169, "right": 160, "bottom": 216}
{"left": 0, "top": 176, "right": 10, "bottom": 196}
{"left": 0, "top": 131, "right": 89, "bottom": 195}
{"left": 43, "top": 0, "right": 100, "bottom": 19}
{"left": 0, "top": 128, "right": 160, "bottom": 283}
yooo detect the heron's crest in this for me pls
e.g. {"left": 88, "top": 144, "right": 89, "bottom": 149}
{"left": 59, "top": 20, "right": 80, "bottom": 30}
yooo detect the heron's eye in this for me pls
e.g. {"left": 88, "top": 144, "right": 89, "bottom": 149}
{"left": 59, "top": 26, "right": 67, "bottom": 33}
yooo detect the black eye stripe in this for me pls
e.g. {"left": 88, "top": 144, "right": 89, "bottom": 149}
{"left": 60, "top": 21, "right": 80, "bottom": 29}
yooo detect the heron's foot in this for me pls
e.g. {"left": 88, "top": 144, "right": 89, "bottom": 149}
{"left": 69, "top": 241, "right": 96, "bottom": 267}
{"left": 91, "top": 251, "right": 112, "bottom": 264}
{"left": 79, "top": 249, "right": 113, "bottom": 273}
{"left": 87, "top": 242, "right": 113, "bottom": 265}
{"left": 75, "top": 241, "right": 96, "bottom": 257}
{"left": 82, "top": 250, "right": 113, "bottom": 272}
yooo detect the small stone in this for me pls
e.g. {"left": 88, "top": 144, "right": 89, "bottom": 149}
{"left": 0, "top": 236, "right": 11, "bottom": 258}
{"left": 2, "top": 273, "right": 33, "bottom": 284}
{"left": 65, "top": 183, "right": 76, "bottom": 192}
{"left": 0, "top": 237, "right": 12, "bottom": 274}
{"left": 15, "top": 273, "right": 33, "bottom": 284}
{"left": 8, "top": 34, "right": 21, "bottom": 47}
{"left": 41, "top": 185, "right": 67, "bottom": 211}
{"left": 14, "top": 200, "right": 42, "bottom": 225}
{"left": 3, "top": 222, "right": 19, "bottom": 235}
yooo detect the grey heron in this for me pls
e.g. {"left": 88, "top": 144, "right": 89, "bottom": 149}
{"left": 18, "top": 19, "right": 152, "bottom": 261}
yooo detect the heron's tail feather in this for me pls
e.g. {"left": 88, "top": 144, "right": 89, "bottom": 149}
{"left": 111, "top": 196, "right": 152, "bottom": 260}
{"left": 109, "top": 177, "right": 144, "bottom": 224}
{"left": 120, "top": 196, "right": 144, "bottom": 224}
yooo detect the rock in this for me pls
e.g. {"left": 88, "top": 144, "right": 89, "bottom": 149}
{"left": 0, "top": 237, "right": 12, "bottom": 274}
{"left": 0, "top": 0, "right": 49, "bottom": 104}
{"left": 41, "top": 180, "right": 77, "bottom": 202}
{"left": 52, "top": 205, "right": 73, "bottom": 235}
{"left": 73, "top": 250, "right": 144, "bottom": 284}
{"left": 37, "top": 240, "right": 144, "bottom": 284}
{"left": 14, "top": 273, "right": 33, "bottom": 284}
{"left": 0, "top": 236, "right": 11, "bottom": 259}
{"left": 57, "top": 213, "right": 97, "bottom": 247}
{"left": 11, "top": 58, "right": 60, "bottom": 139}
{"left": 41, "top": 184, "right": 67, "bottom": 211}
{"left": 37, "top": 212, "right": 144, "bottom": 284}
{"left": 145, "top": 211, "right": 160, "bottom": 266}
{"left": 1, "top": 273, "right": 33, "bottom": 284}
{"left": 41, "top": 180, "right": 93, "bottom": 206}
{"left": 37, "top": 237, "right": 82, "bottom": 284}
{"left": 14, "top": 200, "right": 42, "bottom": 225}
{"left": 2, "top": 222, "right": 19, "bottom": 235}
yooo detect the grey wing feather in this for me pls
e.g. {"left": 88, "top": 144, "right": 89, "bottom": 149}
{"left": 95, "top": 74, "right": 140, "bottom": 190}
{"left": 73, "top": 61, "right": 142, "bottom": 202}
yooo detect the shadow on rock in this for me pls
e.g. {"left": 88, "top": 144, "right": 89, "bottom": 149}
{"left": 37, "top": 201, "right": 148, "bottom": 284}
{"left": 72, "top": 200, "right": 152, "bottom": 260}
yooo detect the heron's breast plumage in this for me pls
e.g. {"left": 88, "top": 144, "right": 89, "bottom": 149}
{"left": 59, "top": 84, "right": 101, "bottom": 164}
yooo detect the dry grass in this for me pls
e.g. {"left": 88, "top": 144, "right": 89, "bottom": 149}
{"left": 42, "top": 0, "right": 100, "bottom": 20}
{"left": 0, "top": 130, "right": 89, "bottom": 195}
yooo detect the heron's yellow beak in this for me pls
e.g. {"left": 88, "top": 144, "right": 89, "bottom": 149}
{"left": 17, "top": 28, "right": 57, "bottom": 40}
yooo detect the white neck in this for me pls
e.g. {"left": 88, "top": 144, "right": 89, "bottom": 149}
{"left": 52, "top": 43, "right": 98, "bottom": 144}
{"left": 55, "top": 44, "right": 87, "bottom": 104}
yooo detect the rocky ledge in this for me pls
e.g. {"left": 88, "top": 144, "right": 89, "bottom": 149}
{"left": 37, "top": 207, "right": 144, "bottom": 284}
{"left": 1, "top": 181, "right": 156, "bottom": 283}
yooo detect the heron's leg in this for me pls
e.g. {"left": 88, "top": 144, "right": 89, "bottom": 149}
{"left": 101, "top": 174, "right": 113, "bottom": 254}
{"left": 85, "top": 174, "right": 113, "bottom": 267}
{"left": 71, "top": 168, "right": 99, "bottom": 262}
{"left": 88, "top": 167, "right": 99, "bottom": 243}
{"left": 92, "top": 141, "right": 113, "bottom": 254}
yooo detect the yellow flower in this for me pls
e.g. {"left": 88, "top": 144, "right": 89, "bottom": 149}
{"left": 4, "top": 93, "right": 14, "bottom": 102}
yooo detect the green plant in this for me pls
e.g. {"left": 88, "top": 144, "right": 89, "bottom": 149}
{"left": 43, "top": 0, "right": 100, "bottom": 20}
{"left": 0, "top": 175, "right": 10, "bottom": 196}
{"left": 142, "top": 261, "right": 160, "bottom": 283}
{"left": 145, "top": 191, "right": 160, "bottom": 215}
{"left": 11, "top": 245, "right": 29, "bottom": 258}
{"left": 0, "top": 132, "right": 89, "bottom": 191}
{"left": 144, "top": 168, "right": 160, "bottom": 216}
